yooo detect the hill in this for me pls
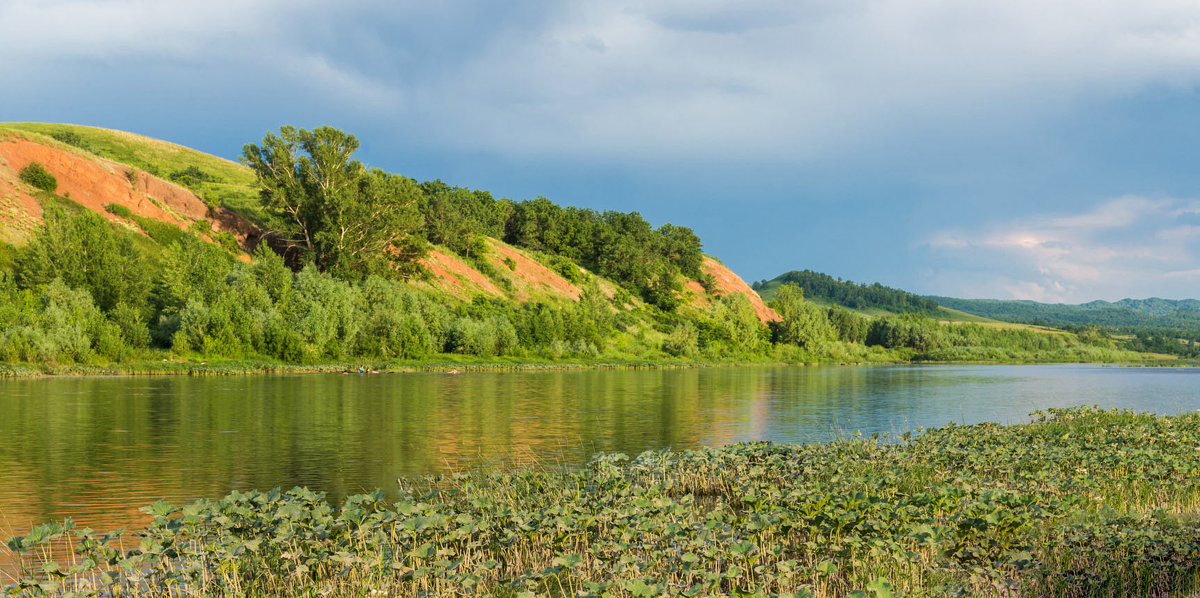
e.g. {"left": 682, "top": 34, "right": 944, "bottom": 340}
{"left": 753, "top": 269, "right": 939, "bottom": 313}
{"left": 932, "top": 296, "right": 1200, "bottom": 333}
{"left": 0, "top": 123, "right": 803, "bottom": 370}
{"left": 0, "top": 123, "right": 1171, "bottom": 369}
{"left": 0, "top": 123, "right": 776, "bottom": 317}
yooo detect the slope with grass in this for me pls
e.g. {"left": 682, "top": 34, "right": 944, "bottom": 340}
{"left": 0, "top": 123, "right": 800, "bottom": 372}
{"left": 0, "top": 123, "right": 770, "bottom": 315}
{"left": 0, "top": 125, "right": 261, "bottom": 256}
{"left": 933, "top": 295, "right": 1200, "bottom": 333}
{"left": 1, "top": 123, "right": 261, "bottom": 220}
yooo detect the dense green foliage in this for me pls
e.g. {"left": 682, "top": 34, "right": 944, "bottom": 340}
{"left": 241, "top": 126, "right": 426, "bottom": 279}
{"left": 1121, "top": 328, "right": 1200, "bottom": 358}
{"left": 504, "top": 198, "right": 703, "bottom": 309}
{"left": 17, "top": 162, "right": 56, "bottom": 193}
{"left": 0, "top": 207, "right": 693, "bottom": 365}
{"left": 14, "top": 206, "right": 151, "bottom": 315}
{"left": 417, "top": 180, "right": 510, "bottom": 257}
{"left": 755, "top": 270, "right": 939, "bottom": 313}
{"left": 10, "top": 407, "right": 1200, "bottom": 597}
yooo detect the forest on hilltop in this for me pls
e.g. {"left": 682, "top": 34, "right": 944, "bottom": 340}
{"left": 753, "top": 270, "right": 939, "bottom": 313}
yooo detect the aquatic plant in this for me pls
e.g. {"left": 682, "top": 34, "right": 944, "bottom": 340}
{"left": 6, "top": 406, "right": 1200, "bottom": 597}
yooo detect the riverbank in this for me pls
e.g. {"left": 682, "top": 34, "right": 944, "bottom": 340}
{"left": 6, "top": 407, "right": 1200, "bottom": 597}
{"left": 0, "top": 345, "right": 1174, "bottom": 378}
{"left": 0, "top": 355, "right": 795, "bottom": 378}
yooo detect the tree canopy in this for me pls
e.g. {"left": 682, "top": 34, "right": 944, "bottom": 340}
{"left": 241, "top": 126, "right": 425, "bottom": 279}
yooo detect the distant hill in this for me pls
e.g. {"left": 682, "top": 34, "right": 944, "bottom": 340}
{"left": 753, "top": 270, "right": 939, "bottom": 314}
{"left": 931, "top": 296, "right": 1200, "bottom": 333}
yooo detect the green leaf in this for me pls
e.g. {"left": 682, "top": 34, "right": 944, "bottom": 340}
{"left": 866, "top": 577, "right": 895, "bottom": 598}
{"left": 410, "top": 542, "right": 436, "bottom": 559}
{"left": 816, "top": 559, "right": 837, "bottom": 576}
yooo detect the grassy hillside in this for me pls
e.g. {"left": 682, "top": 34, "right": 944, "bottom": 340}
{"left": 0, "top": 123, "right": 811, "bottom": 371}
{"left": 933, "top": 296, "right": 1200, "bottom": 333}
{"left": 0, "top": 123, "right": 262, "bottom": 221}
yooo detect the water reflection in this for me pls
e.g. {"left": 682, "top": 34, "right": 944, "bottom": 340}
{"left": 1, "top": 365, "right": 1198, "bottom": 544}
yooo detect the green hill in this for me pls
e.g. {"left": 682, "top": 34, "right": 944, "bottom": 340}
{"left": 932, "top": 296, "right": 1200, "bottom": 333}
{"left": 753, "top": 269, "right": 939, "bottom": 313}
{"left": 1, "top": 122, "right": 263, "bottom": 221}
{"left": 0, "top": 122, "right": 802, "bottom": 371}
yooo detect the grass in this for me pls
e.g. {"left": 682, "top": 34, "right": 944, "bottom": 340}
{"left": 7, "top": 407, "right": 1200, "bottom": 597}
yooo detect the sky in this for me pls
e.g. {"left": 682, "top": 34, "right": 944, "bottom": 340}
{"left": 3, "top": 0, "right": 1200, "bottom": 303}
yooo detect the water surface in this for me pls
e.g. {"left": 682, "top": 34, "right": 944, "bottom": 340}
{"left": 1, "top": 364, "right": 1197, "bottom": 539}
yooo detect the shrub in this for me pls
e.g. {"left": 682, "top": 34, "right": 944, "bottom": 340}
{"left": 104, "top": 203, "right": 133, "bottom": 219}
{"left": 133, "top": 215, "right": 190, "bottom": 248}
{"left": 445, "top": 316, "right": 517, "bottom": 357}
{"left": 19, "top": 162, "right": 57, "bottom": 193}
{"left": 16, "top": 207, "right": 152, "bottom": 314}
{"left": 169, "top": 165, "right": 216, "bottom": 188}
{"left": 50, "top": 130, "right": 86, "bottom": 149}
{"left": 110, "top": 302, "right": 151, "bottom": 349}
{"left": 548, "top": 255, "right": 583, "bottom": 283}
{"left": 662, "top": 321, "right": 699, "bottom": 357}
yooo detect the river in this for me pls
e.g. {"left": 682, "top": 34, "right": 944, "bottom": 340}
{"left": 1, "top": 364, "right": 1197, "bottom": 541}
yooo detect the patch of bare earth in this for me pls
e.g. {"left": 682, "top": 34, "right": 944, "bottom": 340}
{"left": 0, "top": 137, "right": 259, "bottom": 251}
{"left": 486, "top": 239, "right": 581, "bottom": 301}
{"left": 420, "top": 249, "right": 504, "bottom": 299}
{"left": 696, "top": 257, "right": 780, "bottom": 324}
{"left": 0, "top": 171, "right": 41, "bottom": 244}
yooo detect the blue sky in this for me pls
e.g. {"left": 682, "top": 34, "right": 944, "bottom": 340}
{"left": 4, "top": 0, "right": 1200, "bottom": 302}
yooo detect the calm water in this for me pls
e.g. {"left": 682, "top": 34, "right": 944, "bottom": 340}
{"left": 1, "top": 364, "right": 1198, "bottom": 539}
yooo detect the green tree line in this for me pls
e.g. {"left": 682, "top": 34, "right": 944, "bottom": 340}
{"left": 242, "top": 126, "right": 704, "bottom": 310}
{"left": 754, "top": 270, "right": 939, "bottom": 313}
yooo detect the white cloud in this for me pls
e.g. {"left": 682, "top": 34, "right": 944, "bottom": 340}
{"left": 412, "top": 0, "right": 1200, "bottom": 157}
{"left": 6, "top": 1, "right": 1200, "bottom": 159}
{"left": 923, "top": 196, "right": 1200, "bottom": 301}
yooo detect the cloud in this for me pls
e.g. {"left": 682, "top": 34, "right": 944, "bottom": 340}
{"left": 923, "top": 196, "right": 1200, "bottom": 302}
{"left": 399, "top": 0, "right": 1200, "bottom": 158}
{"left": 6, "top": 1, "right": 1200, "bottom": 161}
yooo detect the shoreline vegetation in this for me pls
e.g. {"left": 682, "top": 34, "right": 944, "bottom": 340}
{"left": 0, "top": 350, "right": 1184, "bottom": 379}
{"left": 7, "top": 407, "right": 1200, "bottom": 597}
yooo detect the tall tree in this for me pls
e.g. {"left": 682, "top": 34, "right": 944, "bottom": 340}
{"left": 241, "top": 126, "right": 425, "bottom": 279}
